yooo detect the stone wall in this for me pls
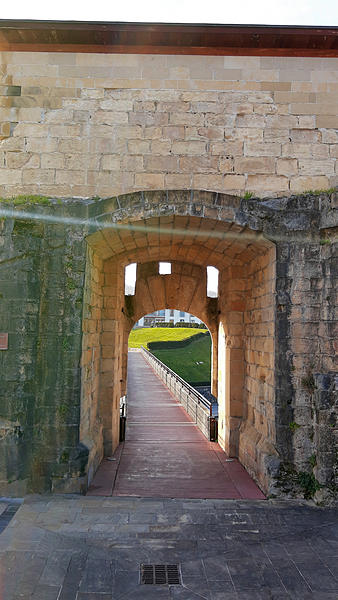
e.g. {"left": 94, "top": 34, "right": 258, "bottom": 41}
{"left": 0, "top": 200, "right": 88, "bottom": 494}
{"left": 278, "top": 232, "right": 337, "bottom": 501}
{"left": 240, "top": 247, "right": 276, "bottom": 492}
{"left": 99, "top": 257, "right": 125, "bottom": 460}
{"left": 0, "top": 53, "right": 338, "bottom": 200}
{"left": 217, "top": 240, "right": 276, "bottom": 486}
{"left": 80, "top": 247, "right": 104, "bottom": 485}
{"left": 0, "top": 190, "right": 336, "bottom": 501}
{"left": 0, "top": 41, "right": 337, "bottom": 500}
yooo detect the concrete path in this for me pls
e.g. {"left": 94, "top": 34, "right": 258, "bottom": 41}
{"left": 88, "top": 352, "right": 264, "bottom": 499}
{"left": 1, "top": 495, "right": 338, "bottom": 599}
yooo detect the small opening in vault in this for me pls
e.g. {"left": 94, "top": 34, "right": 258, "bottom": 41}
{"left": 207, "top": 265, "right": 219, "bottom": 298}
{"left": 159, "top": 261, "right": 171, "bottom": 275}
{"left": 125, "top": 263, "right": 137, "bottom": 295}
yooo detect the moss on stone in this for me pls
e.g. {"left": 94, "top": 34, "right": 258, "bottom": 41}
{"left": 0, "top": 195, "right": 52, "bottom": 206}
{"left": 297, "top": 471, "right": 321, "bottom": 499}
{"left": 66, "top": 279, "right": 77, "bottom": 291}
{"left": 301, "top": 373, "right": 316, "bottom": 392}
{"left": 59, "top": 450, "right": 70, "bottom": 463}
{"left": 303, "top": 188, "right": 336, "bottom": 196}
{"left": 57, "top": 406, "right": 69, "bottom": 421}
{"left": 13, "top": 219, "right": 44, "bottom": 238}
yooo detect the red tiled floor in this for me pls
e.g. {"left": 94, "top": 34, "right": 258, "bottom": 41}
{"left": 87, "top": 351, "right": 265, "bottom": 500}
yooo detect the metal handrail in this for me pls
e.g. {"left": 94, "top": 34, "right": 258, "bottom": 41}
{"left": 141, "top": 345, "right": 212, "bottom": 416}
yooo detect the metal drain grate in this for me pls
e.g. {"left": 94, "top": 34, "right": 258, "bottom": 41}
{"left": 140, "top": 564, "right": 181, "bottom": 585}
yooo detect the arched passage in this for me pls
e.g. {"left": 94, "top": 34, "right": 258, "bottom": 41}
{"left": 123, "top": 260, "right": 218, "bottom": 394}
{"left": 80, "top": 190, "right": 276, "bottom": 493}
{"left": 129, "top": 310, "right": 213, "bottom": 389}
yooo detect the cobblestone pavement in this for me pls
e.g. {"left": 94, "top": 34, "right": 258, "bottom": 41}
{"left": 0, "top": 496, "right": 338, "bottom": 599}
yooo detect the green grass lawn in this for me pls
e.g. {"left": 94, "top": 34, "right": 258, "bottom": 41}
{"left": 129, "top": 327, "right": 211, "bottom": 384}
{"left": 128, "top": 327, "right": 204, "bottom": 349}
{"left": 153, "top": 334, "right": 211, "bottom": 385}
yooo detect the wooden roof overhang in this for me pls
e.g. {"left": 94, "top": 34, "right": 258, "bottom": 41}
{"left": 0, "top": 20, "right": 337, "bottom": 56}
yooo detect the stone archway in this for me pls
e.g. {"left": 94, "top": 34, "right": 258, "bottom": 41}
{"left": 80, "top": 190, "right": 277, "bottom": 493}
{"left": 1, "top": 189, "right": 336, "bottom": 499}
{"left": 122, "top": 259, "right": 219, "bottom": 399}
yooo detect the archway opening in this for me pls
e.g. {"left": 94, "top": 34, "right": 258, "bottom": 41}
{"left": 80, "top": 194, "right": 276, "bottom": 494}
{"left": 130, "top": 310, "right": 212, "bottom": 389}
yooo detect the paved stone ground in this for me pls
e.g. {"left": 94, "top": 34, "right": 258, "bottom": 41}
{"left": 88, "top": 353, "right": 263, "bottom": 499}
{"left": 0, "top": 498, "right": 22, "bottom": 534}
{"left": 0, "top": 495, "right": 338, "bottom": 599}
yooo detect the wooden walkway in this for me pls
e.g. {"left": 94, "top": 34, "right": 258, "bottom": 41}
{"left": 87, "top": 351, "right": 265, "bottom": 499}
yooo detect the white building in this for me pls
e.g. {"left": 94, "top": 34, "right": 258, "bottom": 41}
{"left": 135, "top": 310, "right": 202, "bottom": 328}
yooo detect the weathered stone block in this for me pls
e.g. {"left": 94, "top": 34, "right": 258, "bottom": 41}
{"left": 298, "top": 159, "right": 335, "bottom": 176}
{"left": 276, "top": 158, "right": 298, "bottom": 176}
{"left": 101, "top": 155, "right": 120, "bottom": 171}
{"left": 290, "top": 176, "right": 329, "bottom": 193}
{"left": 165, "top": 174, "right": 191, "bottom": 188}
{"left": 150, "top": 140, "right": 171, "bottom": 155}
{"left": 171, "top": 141, "right": 207, "bottom": 155}
{"left": 245, "top": 142, "right": 281, "bottom": 157}
{"left": 180, "top": 156, "right": 219, "bottom": 173}
{"left": 0, "top": 168, "right": 22, "bottom": 184}
{"left": 235, "top": 156, "right": 275, "bottom": 174}
{"left": 247, "top": 175, "right": 289, "bottom": 192}
{"left": 134, "top": 173, "right": 165, "bottom": 189}
{"left": 290, "top": 129, "right": 321, "bottom": 143}
{"left": 145, "top": 155, "right": 178, "bottom": 172}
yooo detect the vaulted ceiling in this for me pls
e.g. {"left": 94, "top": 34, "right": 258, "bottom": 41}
{"left": 87, "top": 214, "right": 273, "bottom": 270}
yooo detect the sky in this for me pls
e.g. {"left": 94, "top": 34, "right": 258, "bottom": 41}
{"left": 1, "top": 0, "right": 337, "bottom": 25}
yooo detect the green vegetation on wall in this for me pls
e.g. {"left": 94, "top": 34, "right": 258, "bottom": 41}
{"left": 0, "top": 197, "right": 88, "bottom": 494}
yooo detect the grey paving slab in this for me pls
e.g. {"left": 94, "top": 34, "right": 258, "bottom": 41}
{"left": 210, "top": 593, "right": 238, "bottom": 600}
{"left": 76, "top": 594, "right": 112, "bottom": 600}
{"left": 0, "top": 496, "right": 337, "bottom": 599}
{"left": 170, "top": 586, "right": 210, "bottom": 599}
{"left": 58, "top": 552, "right": 87, "bottom": 600}
{"left": 31, "top": 584, "right": 61, "bottom": 600}
{"left": 273, "top": 558, "right": 313, "bottom": 597}
{"left": 79, "top": 557, "right": 113, "bottom": 594}
{"left": 120, "top": 587, "right": 171, "bottom": 599}
{"left": 10, "top": 552, "right": 47, "bottom": 599}
{"left": 0, "top": 499, "right": 22, "bottom": 535}
{"left": 39, "top": 549, "right": 72, "bottom": 586}
{"left": 0, "top": 503, "right": 8, "bottom": 516}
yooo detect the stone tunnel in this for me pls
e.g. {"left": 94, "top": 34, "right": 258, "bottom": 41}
{"left": 1, "top": 189, "right": 336, "bottom": 501}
